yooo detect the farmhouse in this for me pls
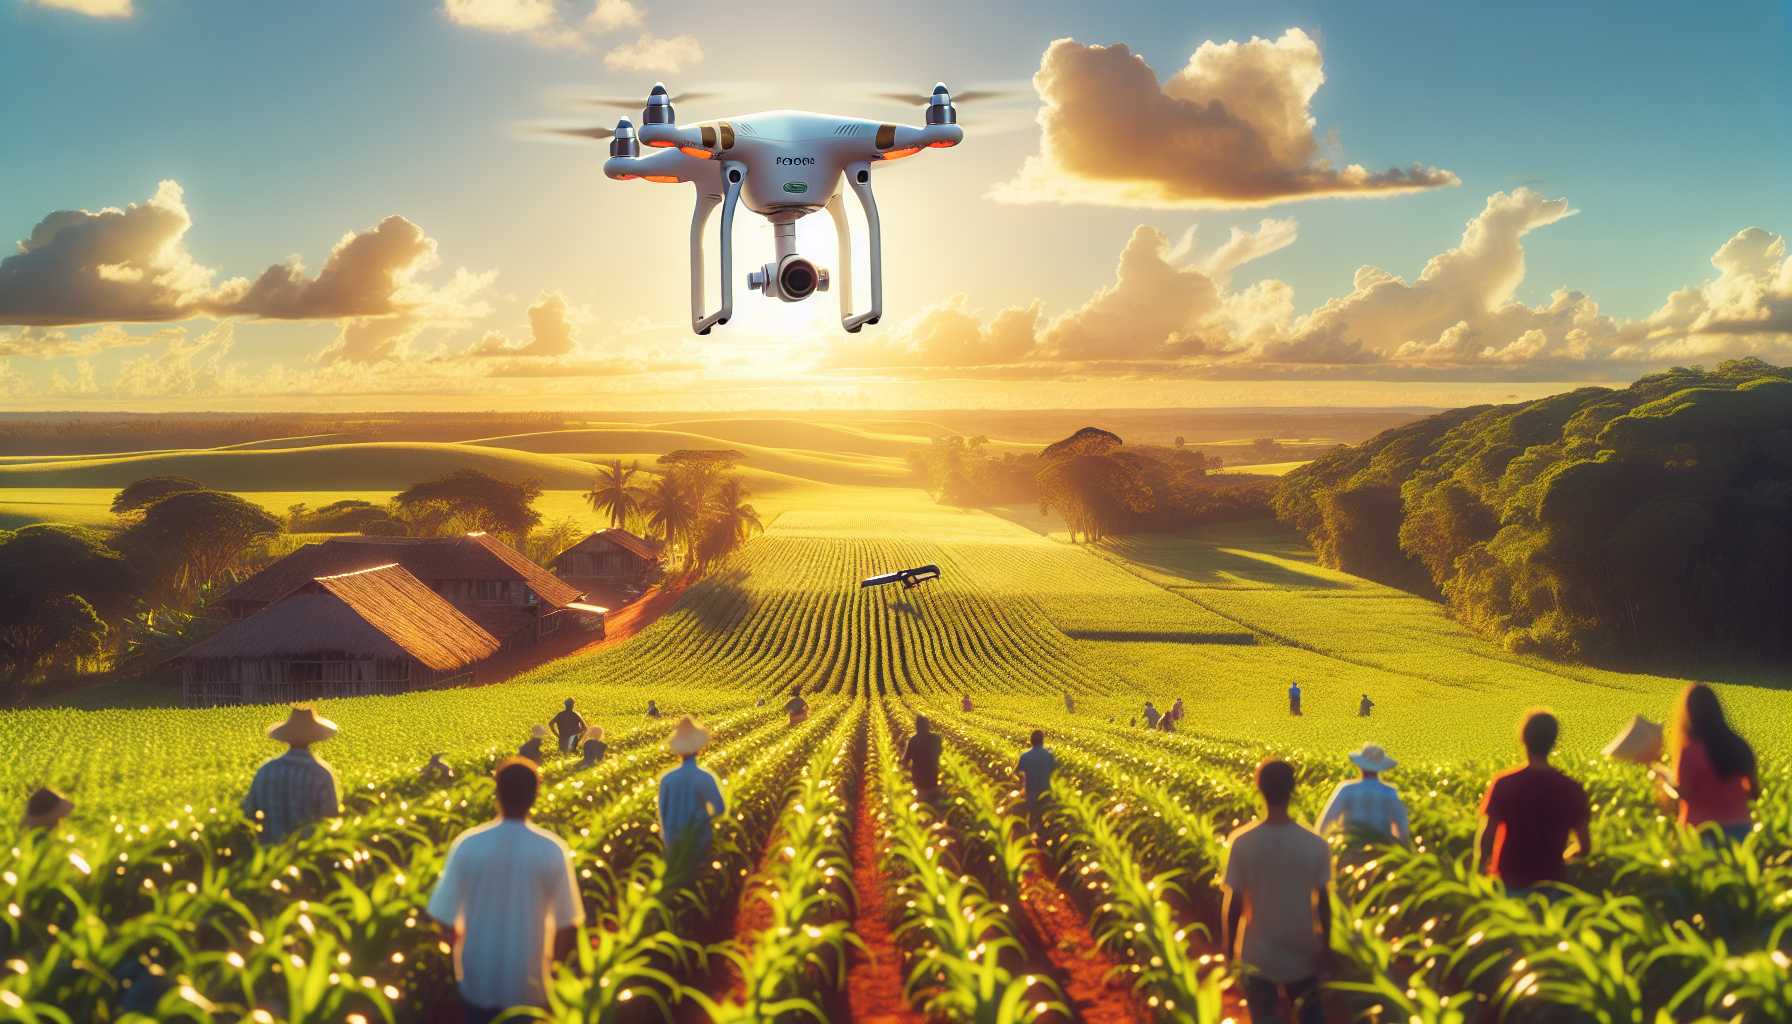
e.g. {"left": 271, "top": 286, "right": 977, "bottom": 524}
{"left": 551, "top": 529, "right": 661, "bottom": 590}
{"left": 178, "top": 564, "right": 501, "bottom": 706}
{"left": 221, "top": 532, "right": 587, "bottom": 648}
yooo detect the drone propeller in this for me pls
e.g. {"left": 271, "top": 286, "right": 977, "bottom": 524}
{"left": 873, "top": 87, "right": 1018, "bottom": 106}
{"left": 545, "top": 125, "right": 618, "bottom": 140}
{"left": 582, "top": 90, "right": 715, "bottom": 110}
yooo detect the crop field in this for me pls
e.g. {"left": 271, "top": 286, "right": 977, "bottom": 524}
{"left": 2, "top": 481, "right": 1788, "bottom": 1022}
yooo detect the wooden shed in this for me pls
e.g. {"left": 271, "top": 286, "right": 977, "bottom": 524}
{"left": 551, "top": 529, "right": 661, "bottom": 590}
{"left": 178, "top": 563, "right": 501, "bottom": 706}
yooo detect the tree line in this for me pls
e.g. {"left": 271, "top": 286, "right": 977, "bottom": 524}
{"left": 1274, "top": 358, "right": 1792, "bottom": 665}
{"left": 584, "top": 450, "right": 763, "bottom": 574}
{"left": 907, "top": 428, "right": 1276, "bottom": 541}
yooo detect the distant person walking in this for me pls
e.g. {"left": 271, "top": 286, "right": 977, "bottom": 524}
{"left": 658, "top": 717, "right": 726, "bottom": 887}
{"left": 518, "top": 726, "right": 548, "bottom": 764}
{"left": 961, "top": 694, "right": 974, "bottom": 713}
{"left": 1223, "top": 760, "right": 1332, "bottom": 1024}
{"left": 421, "top": 753, "right": 455, "bottom": 786}
{"left": 1668, "top": 683, "right": 1759, "bottom": 844}
{"left": 1288, "top": 681, "right": 1303, "bottom": 717}
{"left": 1169, "top": 697, "right": 1185, "bottom": 723}
{"left": 579, "top": 727, "right": 607, "bottom": 768}
{"left": 1159, "top": 713, "right": 1175, "bottom": 733}
{"left": 1016, "top": 730, "right": 1057, "bottom": 832}
{"left": 646, "top": 700, "right": 662, "bottom": 719}
{"left": 551, "top": 699, "right": 587, "bottom": 755}
{"left": 1143, "top": 701, "right": 1161, "bottom": 729}
{"left": 785, "top": 691, "right": 810, "bottom": 727}
{"left": 1476, "top": 709, "right": 1591, "bottom": 895}
{"left": 428, "top": 758, "right": 583, "bottom": 1024}
{"left": 1358, "top": 694, "right": 1374, "bottom": 718}
{"left": 1317, "top": 744, "right": 1410, "bottom": 846}
{"left": 21, "top": 787, "right": 73, "bottom": 832}
{"left": 1063, "top": 692, "right": 1075, "bottom": 715}
{"left": 243, "top": 707, "right": 340, "bottom": 845}
{"left": 901, "top": 715, "right": 944, "bottom": 800}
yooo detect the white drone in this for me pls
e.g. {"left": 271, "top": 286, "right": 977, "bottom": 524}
{"left": 556, "top": 83, "right": 980, "bottom": 335}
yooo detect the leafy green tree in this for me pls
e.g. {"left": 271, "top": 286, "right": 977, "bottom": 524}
{"left": 0, "top": 526, "right": 134, "bottom": 683}
{"left": 695, "top": 477, "right": 763, "bottom": 569}
{"left": 586, "top": 460, "right": 645, "bottom": 529}
{"left": 118, "top": 489, "right": 281, "bottom": 601}
{"left": 111, "top": 476, "right": 205, "bottom": 518}
{"left": 638, "top": 471, "right": 707, "bottom": 572}
{"left": 393, "top": 469, "right": 542, "bottom": 543}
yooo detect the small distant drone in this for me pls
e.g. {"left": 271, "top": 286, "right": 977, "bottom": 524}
{"left": 861, "top": 564, "right": 942, "bottom": 591}
{"left": 553, "top": 83, "right": 981, "bottom": 335}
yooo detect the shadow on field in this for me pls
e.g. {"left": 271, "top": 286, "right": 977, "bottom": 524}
{"left": 1106, "top": 536, "right": 1354, "bottom": 591}
{"left": 687, "top": 569, "right": 751, "bottom": 633}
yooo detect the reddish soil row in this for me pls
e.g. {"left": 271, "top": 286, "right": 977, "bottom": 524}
{"left": 1011, "top": 852, "right": 1145, "bottom": 1024}
{"left": 842, "top": 751, "right": 924, "bottom": 1024}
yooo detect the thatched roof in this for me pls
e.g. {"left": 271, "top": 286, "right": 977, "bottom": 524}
{"left": 225, "top": 533, "right": 584, "bottom": 609}
{"left": 556, "top": 528, "right": 661, "bottom": 564}
{"left": 184, "top": 564, "right": 500, "bottom": 671}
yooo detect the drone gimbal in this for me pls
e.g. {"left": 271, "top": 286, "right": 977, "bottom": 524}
{"left": 599, "top": 83, "right": 965, "bottom": 335}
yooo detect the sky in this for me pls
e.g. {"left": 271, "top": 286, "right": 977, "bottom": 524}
{"left": 0, "top": 0, "right": 1788, "bottom": 411}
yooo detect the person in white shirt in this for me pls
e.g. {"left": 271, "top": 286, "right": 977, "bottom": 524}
{"left": 1224, "top": 760, "right": 1331, "bottom": 1024}
{"left": 429, "top": 758, "right": 584, "bottom": 1023}
{"left": 1316, "top": 743, "right": 1411, "bottom": 846}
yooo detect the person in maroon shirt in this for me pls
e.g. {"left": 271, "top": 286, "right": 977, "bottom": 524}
{"left": 1476, "top": 709, "right": 1591, "bottom": 894}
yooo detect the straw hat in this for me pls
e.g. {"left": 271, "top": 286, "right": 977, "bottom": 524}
{"left": 22, "top": 786, "right": 73, "bottom": 829}
{"left": 267, "top": 707, "right": 338, "bottom": 746}
{"left": 530, "top": 724, "right": 550, "bottom": 740}
{"left": 1347, "top": 743, "right": 1398, "bottom": 773}
{"left": 584, "top": 725, "right": 605, "bottom": 742}
{"left": 1602, "top": 715, "right": 1664, "bottom": 763}
{"left": 667, "top": 716, "right": 710, "bottom": 757}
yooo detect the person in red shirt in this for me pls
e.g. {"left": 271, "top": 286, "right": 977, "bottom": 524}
{"left": 1476, "top": 709, "right": 1591, "bottom": 895}
{"left": 1667, "top": 684, "right": 1759, "bottom": 845}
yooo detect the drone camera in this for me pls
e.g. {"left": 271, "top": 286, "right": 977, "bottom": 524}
{"left": 749, "top": 254, "right": 830, "bottom": 302}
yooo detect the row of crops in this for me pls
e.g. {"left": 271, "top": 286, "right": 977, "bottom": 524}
{"left": 7, "top": 688, "right": 1783, "bottom": 1022}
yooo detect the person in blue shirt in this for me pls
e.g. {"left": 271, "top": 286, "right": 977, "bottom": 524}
{"left": 1016, "top": 730, "right": 1058, "bottom": 833}
{"left": 1289, "top": 681, "right": 1303, "bottom": 717}
{"left": 657, "top": 716, "right": 726, "bottom": 888}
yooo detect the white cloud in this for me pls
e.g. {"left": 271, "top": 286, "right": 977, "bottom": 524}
{"left": 605, "top": 32, "right": 703, "bottom": 73}
{"left": 113, "top": 323, "right": 238, "bottom": 397}
{"left": 28, "top": 0, "right": 132, "bottom": 18}
{"left": 442, "top": 0, "right": 557, "bottom": 33}
{"left": 587, "top": 0, "right": 642, "bottom": 31}
{"left": 994, "top": 31, "right": 1457, "bottom": 209}
{"left": 465, "top": 291, "right": 578, "bottom": 357}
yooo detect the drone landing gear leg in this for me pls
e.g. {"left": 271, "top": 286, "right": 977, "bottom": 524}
{"left": 839, "top": 161, "right": 881, "bottom": 333}
{"left": 691, "top": 165, "right": 746, "bottom": 335}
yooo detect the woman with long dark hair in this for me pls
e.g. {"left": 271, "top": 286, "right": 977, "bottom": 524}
{"left": 1669, "top": 683, "right": 1759, "bottom": 844}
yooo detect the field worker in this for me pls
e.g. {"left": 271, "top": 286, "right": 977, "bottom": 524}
{"left": 901, "top": 715, "right": 944, "bottom": 800}
{"left": 1288, "top": 681, "right": 1303, "bottom": 716}
{"left": 1063, "top": 692, "right": 1075, "bottom": 715}
{"left": 429, "top": 758, "right": 582, "bottom": 1024}
{"left": 21, "top": 786, "right": 73, "bottom": 832}
{"left": 579, "top": 727, "right": 607, "bottom": 768}
{"left": 1667, "top": 684, "right": 1759, "bottom": 845}
{"left": 518, "top": 725, "right": 549, "bottom": 764}
{"left": 1223, "top": 760, "right": 1331, "bottom": 1024}
{"left": 1476, "top": 709, "right": 1591, "bottom": 896}
{"left": 1159, "top": 713, "right": 1176, "bottom": 733}
{"left": 646, "top": 699, "right": 662, "bottom": 719}
{"left": 551, "top": 698, "right": 588, "bottom": 755}
{"left": 961, "top": 693, "right": 974, "bottom": 713}
{"left": 421, "top": 753, "right": 455, "bottom": 786}
{"left": 658, "top": 716, "right": 726, "bottom": 887}
{"left": 243, "top": 707, "right": 340, "bottom": 845}
{"left": 785, "top": 690, "right": 810, "bottom": 726}
{"left": 1170, "top": 697, "right": 1185, "bottom": 723}
{"left": 1358, "top": 694, "right": 1374, "bottom": 718}
{"left": 1317, "top": 744, "right": 1410, "bottom": 847}
{"left": 1143, "top": 701, "right": 1161, "bottom": 729}
{"left": 1016, "top": 730, "right": 1057, "bottom": 833}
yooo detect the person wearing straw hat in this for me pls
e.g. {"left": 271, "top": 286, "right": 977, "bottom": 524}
{"left": 578, "top": 726, "right": 608, "bottom": 768}
{"left": 1316, "top": 744, "right": 1410, "bottom": 846}
{"left": 429, "top": 757, "right": 583, "bottom": 1024}
{"left": 242, "top": 707, "right": 340, "bottom": 844}
{"left": 518, "top": 725, "right": 549, "bottom": 764}
{"left": 657, "top": 716, "right": 726, "bottom": 887}
{"left": 21, "top": 786, "right": 74, "bottom": 831}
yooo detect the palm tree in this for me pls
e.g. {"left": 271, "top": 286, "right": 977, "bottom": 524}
{"left": 696, "top": 477, "right": 763, "bottom": 569}
{"left": 585, "top": 460, "right": 643, "bottom": 529}
{"left": 637, "top": 471, "right": 706, "bottom": 572}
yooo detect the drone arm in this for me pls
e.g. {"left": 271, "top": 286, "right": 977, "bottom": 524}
{"left": 636, "top": 123, "right": 704, "bottom": 151}
{"left": 884, "top": 123, "right": 963, "bottom": 153}
{"left": 604, "top": 148, "right": 701, "bottom": 182}
{"left": 842, "top": 162, "right": 881, "bottom": 333}
{"left": 690, "top": 163, "right": 745, "bottom": 335}
{"left": 824, "top": 191, "right": 856, "bottom": 326}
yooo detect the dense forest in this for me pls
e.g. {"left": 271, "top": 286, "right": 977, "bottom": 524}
{"left": 1274, "top": 359, "right": 1792, "bottom": 665}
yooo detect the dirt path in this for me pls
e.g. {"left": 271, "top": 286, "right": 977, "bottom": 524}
{"left": 842, "top": 739, "right": 923, "bottom": 1024}
{"left": 570, "top": 579, "right": 690, "bottom": 656}
{"left": 1012, "top": 851, "right": 1143, "bottom": 1024}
